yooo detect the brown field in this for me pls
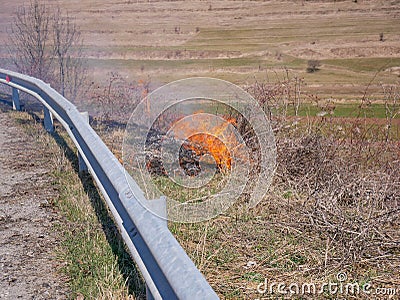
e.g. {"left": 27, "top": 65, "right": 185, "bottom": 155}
{"left": 1, "top": 0, "right": 400, "bottom": 100}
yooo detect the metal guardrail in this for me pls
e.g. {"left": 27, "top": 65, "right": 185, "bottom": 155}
{"left": 0, "top": 68, "right": 219, "bottom": 300}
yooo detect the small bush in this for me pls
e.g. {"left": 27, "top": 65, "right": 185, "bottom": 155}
{"left": 307, "top": 60, "right": 321, "bottom": 73}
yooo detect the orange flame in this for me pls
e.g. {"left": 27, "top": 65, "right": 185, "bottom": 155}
{"left": 175, "top": 115, "right": 238, "bottom": 172}
{"left": 185, "top": 133, "right": 232, "bottom": 171}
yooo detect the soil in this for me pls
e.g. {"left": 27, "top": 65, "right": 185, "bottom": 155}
{"left": 0, "top": 105, "right": 68, "bottom": 299}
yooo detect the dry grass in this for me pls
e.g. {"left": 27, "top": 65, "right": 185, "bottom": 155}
{"left": 92, "top": 75, "right": 399, "bottom": 299}
{"left": 8, "top": 110, "right": 145, "bottom": 299}
{"left": 165, "top": 80, "right": 399, "bottom": 299}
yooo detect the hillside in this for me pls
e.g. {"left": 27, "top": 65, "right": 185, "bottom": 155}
{"left": 1, "top": 0, "right": 399, "bottom": 100}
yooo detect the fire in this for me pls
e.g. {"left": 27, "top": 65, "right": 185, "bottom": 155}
{"left": 184, "top": 133, "right": 232, "bottom": 171}
{"left": 172, "top": 114, "right": 238, "bottom": 173}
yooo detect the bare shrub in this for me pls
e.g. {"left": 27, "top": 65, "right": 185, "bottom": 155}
{"left": 88, "top": 72, "right": 149, "bottom": 124}
{"left": 6, "top": 0, "right": 86, "bottom": 102}
{"left": 278, "top": 123, "right": 399, "bottom": 264}
{"left": 293, "top": 126, "right": 395, "bottom": 267}
{"left": 245, "top": 70, "right": 304, "bottom": 123}
{"left": 51, "top": 7, "right": 87, "bottom": 101}
{"left": 307, "top": 59, "right": 321, "bottom": 73}
{"left": 245, "top": 74, "right": 399, "bottom": 268}
{"left": 7, "top": 1, "right": 52, "bottom": 81}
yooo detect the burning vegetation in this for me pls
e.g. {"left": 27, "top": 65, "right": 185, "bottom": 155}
{"left": 146, "top": 112, "right": 240, "bottom": 177}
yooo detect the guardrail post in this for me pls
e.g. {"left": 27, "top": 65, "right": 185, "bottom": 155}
{"left": 78, "top": 112, "right": 89, "bottom": 172}
{"left": 43, "top": 106, "right": 54, "bottom": 132}
{"left": 12, "top": 87, "right": 21, "bottom": 111}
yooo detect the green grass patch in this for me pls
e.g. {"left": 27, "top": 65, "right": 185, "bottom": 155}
{"left": 51, "top": 133, "right": 145, "bottom": 299}
{"left": 287, "top": 103, "right": 400, "bottom": 119}
{"left": 150, "top": 172, "right": 228, "bottom": 204}
{"left": 86, "top": 56, "right": 264, "bottom": 70}
{"left": 242, "top": 271, "right": 264, "bottom": 283}
{"left": 322, "top": 57, "right": 400, "bottom": 73}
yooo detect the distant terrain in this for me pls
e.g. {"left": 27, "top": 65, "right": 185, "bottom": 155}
{"left": 1, "top": 0, "right": 399, "bottom": 100}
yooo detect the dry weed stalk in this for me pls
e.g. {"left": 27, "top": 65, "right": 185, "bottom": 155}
{"left": 89, "top": 72, "right": 149, "bottom": 124}
{"left": 246, "top": 72, "right": 400, "bottom": 270}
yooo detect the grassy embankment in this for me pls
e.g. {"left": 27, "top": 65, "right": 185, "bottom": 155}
{"left": 6, "top": 107, "right": 144, "bottom": 299}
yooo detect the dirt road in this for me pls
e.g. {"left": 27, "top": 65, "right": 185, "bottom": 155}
{"left": 0, "top": 106, "right": 68, "bottom": 299}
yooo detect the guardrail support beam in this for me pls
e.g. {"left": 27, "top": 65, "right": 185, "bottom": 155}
{"left": 12, "top": 87, "right": 21, "bottom": 111}
{"left": 78, "top": 112, "right": 89, "bottom": 172}
{"left": 43, "top": 106, "right": 54, "bottom": 132}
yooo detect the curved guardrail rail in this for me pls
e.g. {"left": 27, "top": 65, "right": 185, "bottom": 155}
{"left": 0, "top": 68, "right": 219, "bottom": 300}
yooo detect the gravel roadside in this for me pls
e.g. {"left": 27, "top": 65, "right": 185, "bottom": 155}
{"left": 0, "top": 105, "right": 68, "bottom": 299}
